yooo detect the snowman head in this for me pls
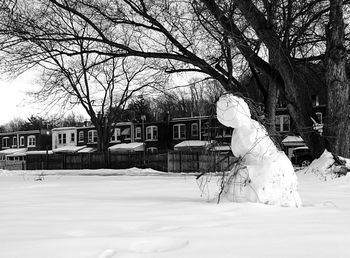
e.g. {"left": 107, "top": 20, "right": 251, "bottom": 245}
{"left": 216, "top": 94, "right": 251, "bottom": 128}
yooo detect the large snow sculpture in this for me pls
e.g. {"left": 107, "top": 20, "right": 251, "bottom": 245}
{"left": 216, "top": 94, "right": 302, "bottom": 207}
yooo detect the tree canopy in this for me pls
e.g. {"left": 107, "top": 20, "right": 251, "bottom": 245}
{"left": 0, "top": 0, "right": 349, "bottom": 156}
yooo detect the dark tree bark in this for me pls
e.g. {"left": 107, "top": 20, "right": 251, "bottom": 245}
{"left": 324, "top": 0, "right": 350, "bottom": 156}
{"left": 202, "top": 0, "right": 326, "bottom": 157}
{"left": 233, "top": 0, "right": 326, "bottom": 157}
{"left": 266, "top": 78, "right": 278, "bottom": 132}
{"left": 265, "top": 1, "right": 278, "bottom": 133}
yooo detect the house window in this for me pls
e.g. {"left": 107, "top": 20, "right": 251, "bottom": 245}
{"left": 2, "top": 137, "right": 9, "bottom": 148}
{"left": 216, "top": 128, "right": 223, "bottom": 138}
{"left": 12, "top": 136, "right": 17, "bottom": 147}
{"left": 110, "top": 131, "right": 114, "bottom": 142}
{"left": 70, "top": 132, "right": 75, "bottom": 142}
{"left": 88, "top": 130, "right": 98, "bottom": 143}
{"left": 146, "top": 126, "right": 158, "bottom": 141}
{"left": 58, "top": 133, "right": 67, "bottom": 144}
{"left": 20, "top": 136, "right": 25, "bottom": 146}
{"left": 275, "top": 115, "right": 290, "bottom": 132}
{"left": 312, "top": 95, "right": 320, "bottom": 107}
{"left": 121, "top": 127, "right": 131, "bottom": 140}
{"left": 135, "top": 127, "right": 142, "bottom": 139}
{"left": 78, "top": 131, "right": 84, "bottom": 142}
{"left": 8, "top": 156, "right": 25, "bottom": 161}
{"left": 111, "top": 128, "right": 121, "bottom": 142}
{"left": 316, "top": 112, "right": 323, "bottom": 124}
{"left": 27, "top": 135, "right": 36, "bottom": 147}
{"left": 201, "top": 122, "right": 210, "bottom": 138}
{"left": 173, "top": 124, "right": 186, "bottom": 139}
{"left": 116, "top": 128, "right": 121, "bottom": 141}
{"left": 191, "top": 123, "right": 198, "bottom": 137}
{"left": 223, "top": 128, "right": 231, "bottom": 137}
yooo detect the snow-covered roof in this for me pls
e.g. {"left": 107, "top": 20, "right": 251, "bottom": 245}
{"left": 51, "top": 127, "right": 77, "bottom": 131}
{"left": 293, "top": 146, "right": 309, "bottom": 151}
{"left": 109, "top": 142, "right": 144, "bottom": 152}
{"left": 0, "top": 148, "right": 27, "bottom": 155}
{"left": 0, "top": 149, "right": 54, "bottom": 157}
{"left": 6, "top": 152, "right": 27, "bottom": 157}
{"left": 77, "top": 147, "right": 97, "bottom": 153}
{"left": 174, "top": 140, "right": 210, "bottom": 150}
{"left": 171, "top": 115, "right": 211, "bottom": 122}
{"left": 115, "top": 122, "right": 133, "bottom": 126}
{"left": 282, "top": 136, "right": 306, "bottom": 147}
{"left": 282, "top": 136, "right": 304, "bottom": 143}
{"left": 53, "top": 145, "right": 87, "bottom": 153}
{"left": 26, "top": 150, "right": 54, "bottom": 155}
{"left": 211, "top": 145, "right": 231, "bottom": 152}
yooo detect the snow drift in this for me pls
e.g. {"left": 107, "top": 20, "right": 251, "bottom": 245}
{"left": 301, "top": 149, "right": 350, "bottom": 180}
{"left": 1, "top": 170, "right": 350, "bottom": 258}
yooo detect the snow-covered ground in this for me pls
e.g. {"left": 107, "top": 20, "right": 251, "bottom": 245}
{"left": 1, "top": 168, "right": 350, "bottom": 258}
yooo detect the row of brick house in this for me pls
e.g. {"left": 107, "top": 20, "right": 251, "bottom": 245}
{"left": 0, "top": 101, "right": 325, "bottom": 170}
{"left": 0, "top": 129, "right": 51, "bottom": 169}
{"left": 50, "top": 116, "right": 234, "bottom": 154}
{"left": 48, "top": 107, "right": 324, "bottom": 156}
{"left": 0, "top": 116, "right": 234, "bottom": 170}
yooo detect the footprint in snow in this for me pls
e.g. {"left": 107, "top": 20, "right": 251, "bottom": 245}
{"left": 130, "top": 238, "right": 189, "bottom": 253}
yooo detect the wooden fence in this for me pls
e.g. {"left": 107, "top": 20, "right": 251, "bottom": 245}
{"left": 24, "top": 151, "right": 233, "bottom": 173}
{"left": 0, "top": 160, "right": 26, "bottom": 170}
{"left": 26, "top": 151, "right": 168, "bottom": 172}
{"left": 167, "top": 151, "right": 235, "bottom": 173}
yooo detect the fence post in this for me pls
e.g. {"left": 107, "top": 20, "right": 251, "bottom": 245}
{"left": 167, "top": 152, "right": 170, "bottom": 172}
{"left": 45, "top": 153, "right": 47, "bottom": 170}
{"left": 213, "top": 153, "right": 216, "bottom": 172}
{"left": 179, "top": 152, "right": 182, "bottom": 172}
{"left": 63, "top": 154, "right": 66, "bottom": 169}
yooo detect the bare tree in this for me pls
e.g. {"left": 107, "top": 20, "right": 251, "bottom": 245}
{"left": 1, "top": 0, "right": 349, "bottom": 157}
{"left": 2, "top": 118, "right": 27, "bottom": 132}
{"left": 0, "top": 0, "right": 164, "bottom": 151}
{"left": 37, "top": 52, "right": 160, "bottom": 151}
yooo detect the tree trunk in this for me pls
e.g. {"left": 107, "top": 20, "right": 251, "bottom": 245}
{"left": 232, "top": 0, "right": 326, "bottom": 158}
{"left": 93, "top": 116, "right": 112, "bottom": 153}
{"left": 266, "top": 79, "right": 277, "bottom": 133}
{"left": 265, "top": 2, "right": 278, "bottom": 134}
{"left": 96, "top": 127, "right": 105, "bottom": 152}
{"left": 324, "top": 0, "right": 350, "bottom": 157}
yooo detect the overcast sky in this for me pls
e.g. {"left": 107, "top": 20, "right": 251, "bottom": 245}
{"left": 0, "top": 71, "right": 88, "bottom": 126}
{"left": 0, "top": 70, "right": 195, "bottom": 126}
{"left": 0, "top": 72, "right": 40, "bottom": 125}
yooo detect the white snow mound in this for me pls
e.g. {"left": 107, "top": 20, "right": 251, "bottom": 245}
{"left": 217, "top": 94, "right": 302, "bottom": 207}
{"left": 302, "top": 150, "right": 350, "bottom": 180}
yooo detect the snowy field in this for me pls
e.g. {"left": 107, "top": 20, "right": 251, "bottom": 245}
{"left": 1, "top": 168, "right": 350, "bottom": 258}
